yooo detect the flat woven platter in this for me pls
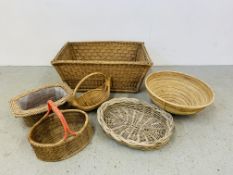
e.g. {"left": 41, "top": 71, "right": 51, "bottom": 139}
{"left": 97, "top": 98, "right": 174, "bottom": 150}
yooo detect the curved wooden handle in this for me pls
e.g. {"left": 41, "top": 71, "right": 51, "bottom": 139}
{"left": 72, "top": 72, "right": 110, "bottom": 97}
{"left": 45, "top": 100, "right": 77, "bottom": 140}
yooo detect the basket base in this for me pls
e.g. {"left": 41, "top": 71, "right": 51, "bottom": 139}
{"left": 33, "top": 124, "right": 94, "bottom": 162}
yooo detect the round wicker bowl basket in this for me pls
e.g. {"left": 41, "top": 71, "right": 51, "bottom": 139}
{"left": 145, "top": 71, "right": 214, "bottom": 115}
{"left": 28, "top": 100, "right": 93, "bottom": 162}
{"left": 97, "top": 98, "right": 174, "bottom": 150}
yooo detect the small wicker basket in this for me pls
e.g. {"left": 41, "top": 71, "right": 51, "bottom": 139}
{"left": 9, "top": 83, "right": 73, "bottom": 126}
{"left": 68, "top": 72, "right": 111, "bottom": 111}
{"left": 97, "top": 98, "right": 174, "bottom": 150}
{"left": 28, "top": 100, "right": 93, "bottom": 162}
{"left": 145, "top": 71, "right": 215, "bottom": 115}
{"left": 51, "top": 41, "right": 153, "bottom": 92}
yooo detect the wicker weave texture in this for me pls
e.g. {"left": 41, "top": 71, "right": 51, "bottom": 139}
{"left": 68, "top": 72, "right": 111, "bottom": 111}
{"left": 9, "top": 83, "right": 73, "bottom": 126}
{"left": 28, "top": 109, "right": 93, "bottom": 162}
{"left": 145, "top": 71, "right": 214, "bottom": 115}
{"left": 97, "top": 98, "right": 174, "bottom": 150}
{"left": 51, "top": 41, "right": 152, "bottom": 92}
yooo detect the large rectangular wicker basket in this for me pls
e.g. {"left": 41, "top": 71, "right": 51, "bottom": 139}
{"left": 51, "top": 41, "right": 153, "bottom": 92}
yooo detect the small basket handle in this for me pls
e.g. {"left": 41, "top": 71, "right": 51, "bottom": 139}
{"left": 72, "top": 72, "right": 111, "bottom": 97}
{"left": 45, "top": 100, "right": 77, "bottom": 140}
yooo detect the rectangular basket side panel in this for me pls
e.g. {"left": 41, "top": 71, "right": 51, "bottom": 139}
{"left": 52, "top": 63, "right": 151, "bottom": 92}
{"left": 52, "top": 43, "right": 74, "bottom": 62}
{"left": 52, "top": 63, "right": 67, "bottom": 81}
{"left": 135, "top": 64, "right": 152, "bottom": 92}
{"left": 136, "top": 43, "right": 153, "bottom": 65}
{"left": 136, "top": 46, "right": 147, "bottom": 62}
{"left": 70, "top": 42, "right": 139, "bottom": 62}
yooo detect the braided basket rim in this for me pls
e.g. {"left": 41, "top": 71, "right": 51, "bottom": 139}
{"left": 51, "top": 41, "right": 153, "bottom": 66}
{"left": 97, "top": 97, "right": 175, "bottom": 150}
{"left": 145, "top": 71, "right": 215, "bottom": 110}
{"left": 9, "top": 83, "right": 73, "bottom": 118}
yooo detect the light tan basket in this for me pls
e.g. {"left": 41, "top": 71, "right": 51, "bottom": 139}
{"left": 51, "top": 41, "right": 153, "bottom": 92}
{"left": 28, "top": 100, "right": 93, "bottom": 162}
{"left": 145, "top": 71, "right": 215, "bottom": 115}
{"left": 97, "top": 98, "right": 174, "bottom": 150}
{"left": 9, "top": 83, "right": 72, "bottom": 126}
{"left": 68, "top": 72, "right": 111, "bottom": 111}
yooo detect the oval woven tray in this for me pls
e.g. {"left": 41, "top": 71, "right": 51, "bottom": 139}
{"left": 145, "top": 71, "right": 214, "bottom": 115}
{"left": 97, "top": 98, "right": 174, "bottom": 150}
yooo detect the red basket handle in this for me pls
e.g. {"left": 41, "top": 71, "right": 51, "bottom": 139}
{"left": 45, "top": 100, "right": 77, "bottom": 140}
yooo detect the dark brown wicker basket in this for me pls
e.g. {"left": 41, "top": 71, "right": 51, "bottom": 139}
{"left": 51, "top": 41, "right": 153, "bottom": 92}
{"left": 28, "top": 100, "right": 93, "bottom": 162}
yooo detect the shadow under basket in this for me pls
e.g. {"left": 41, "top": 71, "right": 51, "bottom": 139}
{"left": 28, "top": 100, "right": 93, "bottom": 162}
{"left": 51, "top": 41, "right": 153, "bottom": 92}
{"left": 9, "top": 83, "right": 73, "bottom": 127}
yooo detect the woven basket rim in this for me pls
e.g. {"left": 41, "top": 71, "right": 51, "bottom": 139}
{"left": 97, "top": 97, "right": 175, "bottom": 149}
{"left": 51, "top": 41, "right": 153, "bottom": 66}
{"left": 145, "top": 71, "right": 215, "bottom": 110}
{"left": 9, "top": 83, "right": 72, "bottom": 118}
{"left": 51, "top": 60, "right": 153, "bottom": 66}
{"left": 28, "top": 109, "right": 89, "bottom": 147}
{"left": 67, "top": 41, "right": 145, "bottom": 45}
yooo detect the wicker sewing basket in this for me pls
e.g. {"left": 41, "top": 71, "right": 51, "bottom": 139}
{"left": 51, "top": 41, "right": 153, "bottom": 92}
{"left": 68, "top": 72, "right": 111, "bottom": 111}
{"left": 9, "top": 83, "right": 72, "bottom": 126}
{"left": 28, "top": 100, "right": 93, "bottom": 162}
{"left": 145, "top": 71, "right": 215, "bottom": 115}
{"left": 97, "top": 98, "right": 174, "bottom": 150}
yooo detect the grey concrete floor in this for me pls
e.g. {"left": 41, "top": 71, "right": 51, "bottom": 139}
{"left": 0, "top": 66, "right": 232, "bottom": 175}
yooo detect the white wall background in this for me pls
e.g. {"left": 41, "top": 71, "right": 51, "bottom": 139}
{"left": 0, "top": 0, "right": 233, "bottom": 65}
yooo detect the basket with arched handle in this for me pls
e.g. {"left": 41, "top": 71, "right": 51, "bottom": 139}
{"left": 68, "top": 72, "right": 111, "bottom": 111}
{"left": 28, "top": 100, "right": 93, "bottom": 162}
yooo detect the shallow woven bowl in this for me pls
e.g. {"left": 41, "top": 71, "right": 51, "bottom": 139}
{"left": 145, "top": 71, "right": 214, "bottom": 115}
{"left": 97, "top": 98, "right": 174, "bottom": 150}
